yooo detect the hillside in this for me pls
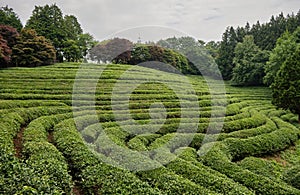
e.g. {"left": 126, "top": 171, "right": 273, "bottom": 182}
{"left": 0, "top": 63, "right": 300, "bottom": 194}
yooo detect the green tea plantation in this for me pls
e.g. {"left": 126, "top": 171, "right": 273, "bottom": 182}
{"left": 0, "top": 63, "right": 299, "bottom": 194}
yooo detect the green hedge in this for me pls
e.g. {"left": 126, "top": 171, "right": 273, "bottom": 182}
{"left": 199, "top": 142, "right": 300, "bottom": 194}
{"left": 53, "top": 119, "right": 161, "bottom": 194}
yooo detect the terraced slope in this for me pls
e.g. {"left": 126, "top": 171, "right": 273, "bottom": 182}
{"left": 0, "top": 63, "right": 299, "bottom": 194}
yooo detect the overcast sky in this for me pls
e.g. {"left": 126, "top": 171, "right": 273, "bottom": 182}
{"left": 1, "top": 0, "right": 300, "bottom": 42}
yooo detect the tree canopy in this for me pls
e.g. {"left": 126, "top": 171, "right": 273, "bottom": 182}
{"left": 90, "top": 38, "right": 133, "bottom": 63}
{"left": 217, "top": 11, "right": 300, "bottom": 81}
{"left": 271, "top": 45, "right": 300, "bottom": 123}
{"left": 157, "top": 36, "right": 218, "bottom": 76}
{"left": 0, "top": 6, "right": 23, "bottom": 31}
{"left": 25, "top": 4, "right": 95, "bottom": 62}
{"left": 0, "top": 34, "right": 11, "bottom": 67}
{"left": 115, "top": 44, "right": 191, "bottom": 74}
{"left": 264, "top": 28, "right": 299, "bottom": 86}
{"left": 26, "top": 4, "right": 67, "bottom": 61}
{"left": 231, "top": 35, "right": 269, "bottom": 86}
{"left": 12, "top": 29, "right": 56, "bottom": 67}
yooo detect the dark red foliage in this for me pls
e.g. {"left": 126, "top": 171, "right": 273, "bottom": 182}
{"left": 0, "top": 35, "right": 12, "bottom": 67}
{"left": 0, "top": 24, "right": 19, "bottom": 48}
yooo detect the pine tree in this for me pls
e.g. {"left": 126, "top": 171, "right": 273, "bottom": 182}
{"left": 216, "top": 27, "right": 238, "bottom": 80}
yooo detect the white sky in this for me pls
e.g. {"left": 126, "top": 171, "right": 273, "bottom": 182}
{"left": 1, "top": 0, "right": 300, "bottom": 42}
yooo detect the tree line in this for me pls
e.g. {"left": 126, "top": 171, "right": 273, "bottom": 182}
{"left": 0, "top": 4, "right": 97, "bottom": 67}
{"left": 89, "top": 36, "right": 218, "bottom": 76}
{"left": 213, "top": 11, "right": 300, "bottom": 122}
{"left": 215, "top": 11, "right": 300, "bottom": 85}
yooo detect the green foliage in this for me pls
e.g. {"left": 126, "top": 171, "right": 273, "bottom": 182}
{"left": 271, "top": 44, "right": 300, "bottom": 120}
{"left": 62, "top": 39, "right": 81, "bottom": 62}
{"left": 238, "top": 157, "right": 283, "bottom": 182}
{"left": 157, "top": 36, "right": 218, "bottom": 76}
{"left": 216, "top": 27, "right": 238, "bottom": 80}
{"left": 26, "top": 4, "right": 67, "bottom": 61}
{"left": 205, "top": 41, "right": 220, "bottom": 59}
{"left": 264, "top": 31, "right": 296, "bottom": 86}
{"left": 217, "top": 11, "right": 300, "bottom": 81}
{"left": 0, "top": 63, "right": 299, "bottom": 193}
{"left": 128, "top": 44, "right": 193, "bottom": 74}
{"left": 0, "top": 6, "right": 22, "bottom": 31}
{"left": 231, "top": 35, "right": 269, "bottom": 86}
{"left": 284, "top": 165, "right": 300, "bottom": 189}
{"left": 25, "top": 4, "right": 93, "bottom": 62}
{"left": 12, "top": 29, "right": 56, "bottom": 67}
{"left": 64, "top": 15, "right": 83, "bottom": 40}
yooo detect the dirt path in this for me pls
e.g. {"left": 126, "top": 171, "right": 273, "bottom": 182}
{"left": 13, "top": 126, "right": 25, "bottom": 158}
{"left": 47, "top": 131, "right": 55, "bottom": 144}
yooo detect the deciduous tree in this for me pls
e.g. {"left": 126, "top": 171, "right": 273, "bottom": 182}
{"left": 231, "top": 35, "right": 269, "bottom": 86}
{"left": 0, "top": 25, "right": 19, "bottom": 48}
{"left": 271, "top": 45, "right": 300, "bottom": 123}
{"left": 264, "top": 29, "right": 298, "bottom": 86}
{"left": 0, "top": 35, "right": 11, "bottom": 67}
{"left": 12, "top": 29, "right": 56, "bottom": 67}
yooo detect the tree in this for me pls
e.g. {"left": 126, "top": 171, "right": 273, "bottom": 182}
{"left": 64, "top": 15, "right": 83, "bottom": 40}
{"left": 113, "top": 44, "right": 191, "bottom": 74}
{"left": 0, "top": 25, "right": 19, "bottom": 48}
{"left": 216, "top": 27, "right": 238, "bottom": 80}
{"left": 77, "top": 33, "right": 97, "bottom": 58}
{"left": 62, "top": 39, "right": 81, "bottom": 62}
{"left": 157, "top": 36, "right": 218, "bottom": 76}
{"left": 0, "top": 6, "right": 22, "bottom": 31}
{"left": 12, "top": 29, "right": 56, "bottom": 67}
{"left": 26, "top": 4, "right": 67, "bottom": 62}
{"left": 231, "top": 35, "right": 269, "bottom": 86}
{"left": 205, "top": 41, "right": 220, "bottom": 59}
{"left": 89, "top": 38, "right": 133, "bottom": 63}
{"left": 271, "top": 45, "right": 300, "bottom": 123}
{"left": 264, "top": 30, "right": 297, "bottom": 86}
{"left": 0, "top": 35, "right": 12, "bottom": 67}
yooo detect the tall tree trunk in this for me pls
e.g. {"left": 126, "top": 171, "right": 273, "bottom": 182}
{"left": 298, "top": 114, "right": 300, "bottom": 124}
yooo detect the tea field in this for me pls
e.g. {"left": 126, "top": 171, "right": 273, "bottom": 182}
{"left": 0, "top": 63, "right": 300, "bottom": 194}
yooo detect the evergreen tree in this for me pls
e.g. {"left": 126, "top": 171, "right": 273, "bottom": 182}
{"left": 64, "top": 15, "right": 83, "bottom": 40}
{"left": 216, "top": 27, "right": 238, "bottom": 80}
{"left": 26, "top": 4, "right": 67, "bottom": 62}
{"left": 12, "top": 29, "right": 56, "bottom": 67}
{"left": 0, "top": 6, "right": 22, "bottom": 31}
